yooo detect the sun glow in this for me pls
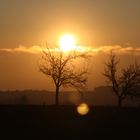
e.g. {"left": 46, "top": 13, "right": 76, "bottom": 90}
{"left": 59, "top": 34, "right": 76, "bottom": 52}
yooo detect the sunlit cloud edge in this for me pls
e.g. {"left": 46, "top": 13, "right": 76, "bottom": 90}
{"left": 0, "top": 45, "right": 140, "bottom": 55}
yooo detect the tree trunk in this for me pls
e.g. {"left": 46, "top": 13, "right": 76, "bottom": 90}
{"left": 55, "top": 86, "right": 59, "bottom": 105}
{"left": 118, "top": 97, "right": 122, "bottom": 108}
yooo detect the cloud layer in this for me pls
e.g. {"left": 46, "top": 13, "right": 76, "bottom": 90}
{"left": 0, "top": 45, "right": 42, "bottom": 54}
{"left": 91, "top": 45, "right": 140, "bottom": 55}
{"left": 0, "top": 45, "right": 140, "bottom": 55}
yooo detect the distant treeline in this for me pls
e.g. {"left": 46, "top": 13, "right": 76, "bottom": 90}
{"left": 0, "top": 86, "right": 139, "bottom": 106}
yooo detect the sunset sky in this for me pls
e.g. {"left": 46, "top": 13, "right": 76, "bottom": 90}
{"left": 0, "top": 0, "right": 140, "bottom": 90}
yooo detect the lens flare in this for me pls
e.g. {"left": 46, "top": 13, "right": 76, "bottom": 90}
{"left": 77, "top": 103, "right": 89, "bottom": 115}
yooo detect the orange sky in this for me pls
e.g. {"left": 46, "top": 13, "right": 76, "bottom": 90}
{"left": 0, "top": 0, "right": 140, "bottom": 90}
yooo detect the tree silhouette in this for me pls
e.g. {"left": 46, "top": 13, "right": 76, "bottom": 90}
{"left": 39, "top": 44, "right": 90, "bottom": 105}
{"left": 103, "top": 51, "right": 140, "bottom": 107}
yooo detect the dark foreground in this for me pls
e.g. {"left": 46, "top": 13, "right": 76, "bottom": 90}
{"left": 0, "top": 105, "right": 140, "bottom": 140}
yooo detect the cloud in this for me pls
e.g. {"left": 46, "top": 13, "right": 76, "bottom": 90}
{"left": 91, "top": 45, "right": 140, "bottom": 55}
{"left": 0, "top": 44, "right": 140, "bottom": 55}
{"left": 0, "top": 45, "right": 42, "bottom": 54}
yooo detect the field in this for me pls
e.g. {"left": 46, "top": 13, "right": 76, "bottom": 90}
{"left": 0, "top": 105, "right": 140, "bottom": 140}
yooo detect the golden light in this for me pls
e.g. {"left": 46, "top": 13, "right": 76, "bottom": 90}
{"left": 59, "top": 34, "right": 76, "bottom": 52}
{"left": 77, "top": 103, "right": 89, "bottom": 115}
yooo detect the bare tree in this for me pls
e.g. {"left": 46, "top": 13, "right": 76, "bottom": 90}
{"left": 39, "top": 44, "right": 90, "bottom": 105}
{"left": 103, "top": 51, "right": 140, "bottom": 107}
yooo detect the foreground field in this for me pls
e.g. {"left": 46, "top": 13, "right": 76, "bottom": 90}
{"left": 0, "top": 105, "right": 139, "bottom": 139}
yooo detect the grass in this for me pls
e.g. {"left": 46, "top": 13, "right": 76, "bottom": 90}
{"left": 0, "top": 105, "right": 139, "bottom": 139}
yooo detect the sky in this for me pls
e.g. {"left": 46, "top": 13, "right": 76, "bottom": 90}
{"left": 0, "top": 0, "right": 140, "bottom": 90}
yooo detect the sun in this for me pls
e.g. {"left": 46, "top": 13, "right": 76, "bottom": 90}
{"left": 59, "top": 34, "right": 76, "bottom": 52}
